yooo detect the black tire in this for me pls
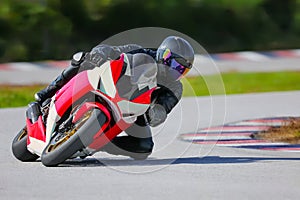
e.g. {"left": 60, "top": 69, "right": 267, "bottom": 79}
{"left": 41, "top": 109, "right": 107, "bottom": 167}
{"left": 12, "top": 126, "right": 39, "bottom": 162}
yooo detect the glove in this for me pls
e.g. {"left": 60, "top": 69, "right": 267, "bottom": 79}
{"left": 146, "top": 104, "right": 167, "bottom": 127}
{"left": 152, "top": 87, "right": 179, "bottom": 114}
{"left": 80, "top": 45, "right": 112, "bottom": 70}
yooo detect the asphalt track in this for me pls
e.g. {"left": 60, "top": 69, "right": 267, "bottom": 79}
{"left": 1, "top": 91, "right": 300, "bottom": 199}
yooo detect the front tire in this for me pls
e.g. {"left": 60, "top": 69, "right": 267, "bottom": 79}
{"left": 12, "top": 126, "right": 39, "bottom": 162}
{"left": 41, "top": 109, "right": 107, "bottom": 167}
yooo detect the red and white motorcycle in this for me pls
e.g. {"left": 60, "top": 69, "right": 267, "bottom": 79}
{"left": 12, "top": 54, "right": 157, "bottom": 166}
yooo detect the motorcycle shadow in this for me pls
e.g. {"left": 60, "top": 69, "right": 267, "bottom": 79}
{"left": 58, "top": 156, "right": 300, "bottom": 167}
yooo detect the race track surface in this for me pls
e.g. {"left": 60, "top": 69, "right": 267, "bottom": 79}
{"left": 1, "top": 91, "right": 300, "bottom": 199}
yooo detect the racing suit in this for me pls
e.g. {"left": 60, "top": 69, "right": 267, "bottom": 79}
{"left": 35, "top": 44, "right": 183, "bottom": 158}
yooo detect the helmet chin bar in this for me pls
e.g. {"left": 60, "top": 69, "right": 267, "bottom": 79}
{"left": 168, "top": 67, "right": 184, "bottom": 81}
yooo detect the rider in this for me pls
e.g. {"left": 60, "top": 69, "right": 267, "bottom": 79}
{"left": 35, "top": 36, "right": 194, "bottom": 159}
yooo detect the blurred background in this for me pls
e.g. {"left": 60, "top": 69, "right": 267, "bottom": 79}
{"left": 0, "top": 0, "right": 300, "bottom": 62}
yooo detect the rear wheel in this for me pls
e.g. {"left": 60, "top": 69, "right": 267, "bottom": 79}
{"left": 41, "top": 109, "right": 107, "bottom": 167}
{"left": 12, "top": 126, "right": 39, "bottom": 162}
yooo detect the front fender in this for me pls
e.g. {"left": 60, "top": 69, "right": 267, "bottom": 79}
{"left": 72, "top": 102, "right": 111, "bottom": 124}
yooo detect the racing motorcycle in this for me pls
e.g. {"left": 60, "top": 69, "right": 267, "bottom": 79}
{"left": 11, "top": 54, "right": 157, "bottom": 166}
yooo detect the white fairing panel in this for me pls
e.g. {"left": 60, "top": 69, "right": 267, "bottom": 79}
{"left": 45, "top": 96, "right": 61, "bottom": 144}
{"left": 117, "top": 100, "right": 150, "bottom": 123}
{"left": 86, "top": 61, "right": 116, "bottom": 98}
{"left": 27, "top": 137, "right": 47, "bottom": 156}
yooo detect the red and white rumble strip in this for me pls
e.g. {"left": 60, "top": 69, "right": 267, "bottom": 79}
{"left": 180, "top": 117, "right": 300, "bottom": 152}
{"left": 1, "top": 49, "right": 300, "bottom": 71}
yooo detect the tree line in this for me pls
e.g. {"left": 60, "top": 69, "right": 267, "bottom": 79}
{"left": 0, "top": 0, "right": 299, "bottom": 62}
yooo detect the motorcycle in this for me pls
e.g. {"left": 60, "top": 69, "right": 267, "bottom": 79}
{"left": 12, "top": 53, "right": 157, "bottom": 166}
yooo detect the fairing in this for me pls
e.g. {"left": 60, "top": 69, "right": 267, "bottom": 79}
{"left": 26, "top": 53, "right": 157, "bottom": 158}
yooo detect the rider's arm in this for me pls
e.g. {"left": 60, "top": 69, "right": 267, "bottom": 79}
{"left": 80, "top": 44, "right": 142, "bottom": 70}
{"left": 143, "top": 81, "right": 183, "bottom": 127}
{"left": 127, "top": 48, "right": 157, "bottom": 59}
{"left": 156, "top": 81, "right": 183, "bottom": 114}
{"left": 61, "top": 44, "right": 143, "bottom": 85}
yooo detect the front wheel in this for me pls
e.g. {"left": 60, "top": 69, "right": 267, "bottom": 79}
{"left": 41, "top": 109, "right": 108, "bottom": 167}
{"left": 12, "top": 126, "right": 39, "bottom": 162}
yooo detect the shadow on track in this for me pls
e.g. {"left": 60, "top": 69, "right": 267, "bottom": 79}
{"left": 59, "top": 156, "right": 300, "bottom": 167}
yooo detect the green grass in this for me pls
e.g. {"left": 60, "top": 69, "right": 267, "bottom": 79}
{"left": 0, "top": 71, "right": 300, "bottom": 108}
{"left": 0, "top": 84, "right": 46, "bottom": 108}
{"left": 182, "top": 71, "right": 300, "bottom": 97}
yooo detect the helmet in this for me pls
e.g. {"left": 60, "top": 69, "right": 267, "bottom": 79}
{"left": 156, "top": 36, "right": 194, "bottom": 80}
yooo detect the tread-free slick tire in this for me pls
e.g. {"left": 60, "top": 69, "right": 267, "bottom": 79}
{"left": 12, "top": 127, "right": 39, "bottom": 162}
{"left": 41, "top": 109, "right": 107, "bottom": 167}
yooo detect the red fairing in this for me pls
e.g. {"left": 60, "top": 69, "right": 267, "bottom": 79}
{"left": 88, "top": 119, "right": 131, "bottom": 150}
{"left": 55, "top": 71, "right": 94, "bottom": 117}
{"left": 110, "top": 54, "right": 124, "bottom": 85}
{"left": 131, "top": 87, "right": 156, "bottom": 104}
{"left": 26, "top": 116, "right": 46, "bottom": 145}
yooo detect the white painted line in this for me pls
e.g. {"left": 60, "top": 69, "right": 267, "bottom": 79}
{"left": 195, "top": 140, "right": 288, "bottom": 147}
{"left": 216, "top": 142, "right": 287, "bottom": 147}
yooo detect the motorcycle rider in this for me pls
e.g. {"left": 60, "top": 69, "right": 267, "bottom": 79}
{"left": 35, "top": 36, "right": 194, "bottom": 159}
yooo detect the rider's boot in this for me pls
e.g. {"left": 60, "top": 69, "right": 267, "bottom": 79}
{"left": 102, "top": 135, "right": 154, "bottom": 160}
{"left": 113, "top": 135, "right": 154, "bottom": 153}
{"left": 101, "top": 123, "right": 154, "bottom": 160}
{"left": 35, "top": 52, "right": 85, "bottom": 104}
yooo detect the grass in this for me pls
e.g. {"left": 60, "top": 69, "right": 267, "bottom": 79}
{"left": 253, "top": 118, "right": 300, "bottom": 144}
{"left": 182, "top": 71, "right": 300, "bottom": 96}
{"left": 0, "top": 84, "right": 46, "bottom": 108}
{"left": 0, "top": 71, "right": 300, "bottom": 108}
